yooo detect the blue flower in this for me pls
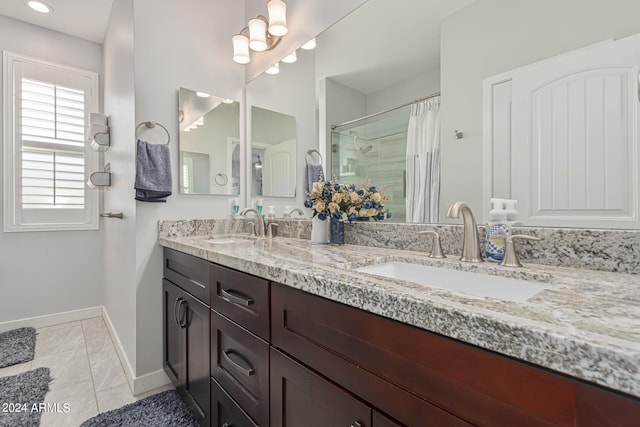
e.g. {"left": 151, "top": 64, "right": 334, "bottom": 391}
{"left": 331, "top": 211, "right": 342, "bottom": 220}
{"left": 322, "top": 188, "right": 331, "bottom": 198}
{"left": 387, "top": 211, "right": 392, "bottom": 218}
{"left": 350, "top": 184, "right": 356, "bottom": 191}
{"left": 363, "top": 201, "right": 372, "bottom": 209}
{"left": 333, "top": 183, "right": 341, "bottom": 191}
{"left": 304, "top": 199, "right": 312, "bottom": 208}
{"left": 369, "top": 186, "right": 376, "bottom": 192}
{"left": 347, "top": 213, "right": 357, "bottom": 222}
{"left": 372, "top": 202, "right": 380, "bottom": 209}
{"left": 317, "top": 212, "right": 327, "bottom": 220}
{"left": 357, "top": 189, "right": 365, "bottom": 196}
{"left": 377, "top": 213, "right": 385, "bottom": 221}
{"left": 324, "top": 180, "right": 330, "bottom": 186}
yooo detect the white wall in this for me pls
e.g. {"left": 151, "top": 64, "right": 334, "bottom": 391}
{"left": 0, "top": 15, "right": 103, "bottom": 324}
{"left": 366, "top": 67, "right": 440, "bottom": 114}
{"left": 102, "top": 0, "right": 138, "bottom": 374}
{"left": 131, "top": 0, "right": 245, "bottom": 377}
{"left": 440, "top": 0, "right": 640, "bottom": 223}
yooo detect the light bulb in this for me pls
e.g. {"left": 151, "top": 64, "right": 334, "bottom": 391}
{"left": 249, "top": 17, "right": 268, "bottom": 51}
{"left": 301, "top": 38, "right": 316, "bottom": 50}
{"left": 282, "top": 51, "right": 297, "bottom": 64}
{"left": 265, "top": 63, "right": 280, "bottom": 75}
{"left": 232, "top": 34, "right": 250, "bottom": 64}
{"left": 26, "top": 1, "right": 52, "bottom": 13}
{"left": 267, "top": 0, "right": 288, "bottom": 36}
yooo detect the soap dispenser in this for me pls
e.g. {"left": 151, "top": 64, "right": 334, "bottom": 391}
{"left": 486, "top": 198, "right": 510, "bottom": 262}
{"left": 504, "top": 199, "right": 520, "bottom": 226}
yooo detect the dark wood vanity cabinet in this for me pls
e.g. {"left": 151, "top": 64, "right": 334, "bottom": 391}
{"left": 210, "top": 263, "right": 270, "bottom": 427}
{"left": 271, "top": 283, "right": 640, "bottom": 427}
{"left": 163, "top": 250, "right": 211, "bottom": 426}
{"left": 163, "top": 248, "right": 640, "bottom": 427}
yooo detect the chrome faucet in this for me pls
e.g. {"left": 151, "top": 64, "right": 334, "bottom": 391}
{"left": 446, "top": 201, "right": 483, "bottom": 263}
{"left": 288, "top": 208, "right": 305, "bottom": 218}
{"left": 240, "top": 208, "right": 265, "bottom": 237}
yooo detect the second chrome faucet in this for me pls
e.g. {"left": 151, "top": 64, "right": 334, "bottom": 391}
{"left": 446, "top": 201, "right": 484, "bottom": 263}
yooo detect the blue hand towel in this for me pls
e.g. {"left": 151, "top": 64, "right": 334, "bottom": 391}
{"left": 135, "top": 139, "right": 172, "bottom": 202}
{"left": 305, "top": 163, "right": 324, "bottom": 194}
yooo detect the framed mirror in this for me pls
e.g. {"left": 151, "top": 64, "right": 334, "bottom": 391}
{"left": 250, "top": 106, "right": 297, "bottom": 198}
{"left": 178, "top": 87, "right": 240, "bottom": 195}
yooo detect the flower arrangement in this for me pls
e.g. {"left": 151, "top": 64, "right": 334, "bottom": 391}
{"left": 304, "top": 177, "right": 392, "bottom": 222}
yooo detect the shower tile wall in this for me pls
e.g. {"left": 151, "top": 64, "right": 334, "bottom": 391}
{"left": 332, "top": 106, "right": 410, "bottom": 222}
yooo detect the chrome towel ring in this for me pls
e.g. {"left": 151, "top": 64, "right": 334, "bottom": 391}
{"left": 135, "top": 121, "right": 170, "bottom": 145}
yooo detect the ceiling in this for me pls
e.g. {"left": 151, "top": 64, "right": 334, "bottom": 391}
{"left": 0, "top": 0, "right": 113, "bottom": 44}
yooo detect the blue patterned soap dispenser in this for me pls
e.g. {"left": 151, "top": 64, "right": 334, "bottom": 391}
{"left": 485, "top": 198, "right": 511, "bottom": 262}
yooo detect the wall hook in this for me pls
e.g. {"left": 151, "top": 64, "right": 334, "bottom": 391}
{"left": 454, "top": 130, "right": 464, "bottom": 139}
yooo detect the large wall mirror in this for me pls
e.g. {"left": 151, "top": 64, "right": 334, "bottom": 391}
{"left": 312, "top": 0, "right": 640, "bottom": 229}
{"left": 178, "top": 87, "right": 240, "bottom": 195}
{"left": 250, "top": 106, "right": 297, "bottom": 197}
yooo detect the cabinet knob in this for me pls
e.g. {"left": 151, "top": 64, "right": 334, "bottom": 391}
{"left": 222, "top": 423, "right": 233, "bottom": 427}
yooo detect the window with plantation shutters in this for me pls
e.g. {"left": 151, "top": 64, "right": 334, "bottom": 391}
{"left": 3, "top": 52, "right": 99, "bottom": 232}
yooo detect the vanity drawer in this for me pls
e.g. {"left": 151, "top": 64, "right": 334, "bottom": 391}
{"left": 164, "top": 248, "right": 210, "bottom": 304}
{"left": 211, "top": 264, "right": 270, "bottom": 340}
{"left": 211, "top": 311, "right": 269, "bottom": 426}
{"left": 211, "top": 378, "right": 259, "bottom": 427}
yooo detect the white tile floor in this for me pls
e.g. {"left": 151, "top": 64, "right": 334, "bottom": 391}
{"left": 0, "top": 318, "right": 173, "bottom": 426}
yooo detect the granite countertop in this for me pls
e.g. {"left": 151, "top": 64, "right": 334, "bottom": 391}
{"left": 158, "top": 234, "right": 640, "bottom": 398}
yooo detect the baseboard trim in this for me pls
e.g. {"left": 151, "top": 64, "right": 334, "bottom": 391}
{"left": 132, "top": 368, "right": 171, "bottom": 396}
{"left": 0, "top": 306, "right": 102, "bottom": 333}
{"left": 101, "top": 306, "right": 171, "bottom": 396}
{"left": 101, "top": 306, "right": 136, "bottom": 392}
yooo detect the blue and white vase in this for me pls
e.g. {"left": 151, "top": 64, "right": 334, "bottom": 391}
{"left": 329, "top": 218, "right": 345, "bottom": 245}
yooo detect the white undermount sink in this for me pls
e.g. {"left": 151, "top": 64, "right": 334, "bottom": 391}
{"left": 354, "top": 262, "right": 547, "bottom": 302}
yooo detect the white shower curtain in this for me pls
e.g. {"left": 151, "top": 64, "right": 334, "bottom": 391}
{"left": 406, "top": 96, "right": 441, "bottom": 223}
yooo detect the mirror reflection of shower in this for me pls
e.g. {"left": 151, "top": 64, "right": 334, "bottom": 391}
{"left": 331, "top": 105, "right": 411, "bottom": 222}
{"left": 351, "top": 131, "right": 373, "bottom": 154}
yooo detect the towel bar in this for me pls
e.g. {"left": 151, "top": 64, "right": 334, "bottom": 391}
{"left": 135, "top": 121, "right": 170, "bottom": 145}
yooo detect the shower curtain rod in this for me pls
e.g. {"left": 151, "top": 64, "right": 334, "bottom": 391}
{"left": 331, "top": 91, "right": 441, "bottom": 130}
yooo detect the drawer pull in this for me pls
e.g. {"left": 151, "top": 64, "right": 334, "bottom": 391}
{"left": 173, "top": 297, "right": 183, "bottom": 326}
{"left": 220, "top": 288, "right": 254, "bottom": 307}
{"left": 351, "top": 422, "right": 364, "bottom": 427}
{"left": 222, "top": 424, "right": 233, "bottom": 427}
{"left": 222, "top": 349, "right": 255, "bottom": 376}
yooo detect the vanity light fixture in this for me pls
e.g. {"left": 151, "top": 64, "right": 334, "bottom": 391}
{"left": 232, "top": 0, "right": 287, "bottom": 64}
{"left": 282, "top": 50, "right": 297, "bottom": 64}
{"left": 26, "top": 0, "right": 52, "bottom": 13}
{"left": 265, "top": 62, "right": 280, "bottom": 75}
{"left": 300, "top": 38, "right": 316, "bottom": 50}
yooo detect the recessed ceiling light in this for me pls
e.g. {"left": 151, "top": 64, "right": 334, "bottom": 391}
{"left": 26, "top": 0, "right": 53, "bottom": 13}
{"left": 196, "top": 91, "right": 211, "bottom": 98}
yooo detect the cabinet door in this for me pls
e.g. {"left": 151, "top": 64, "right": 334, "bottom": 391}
{"left": 163, "top": 279, "right": 210, "bottom": 426}
{"left": 183, "top": 290, "right": 211, "bottom": 426}
{"left": 163, "top": 279, "right": 186, "bottom": 387}
{"left": 270, "top": 348, "right": 371, "bottom": 427}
